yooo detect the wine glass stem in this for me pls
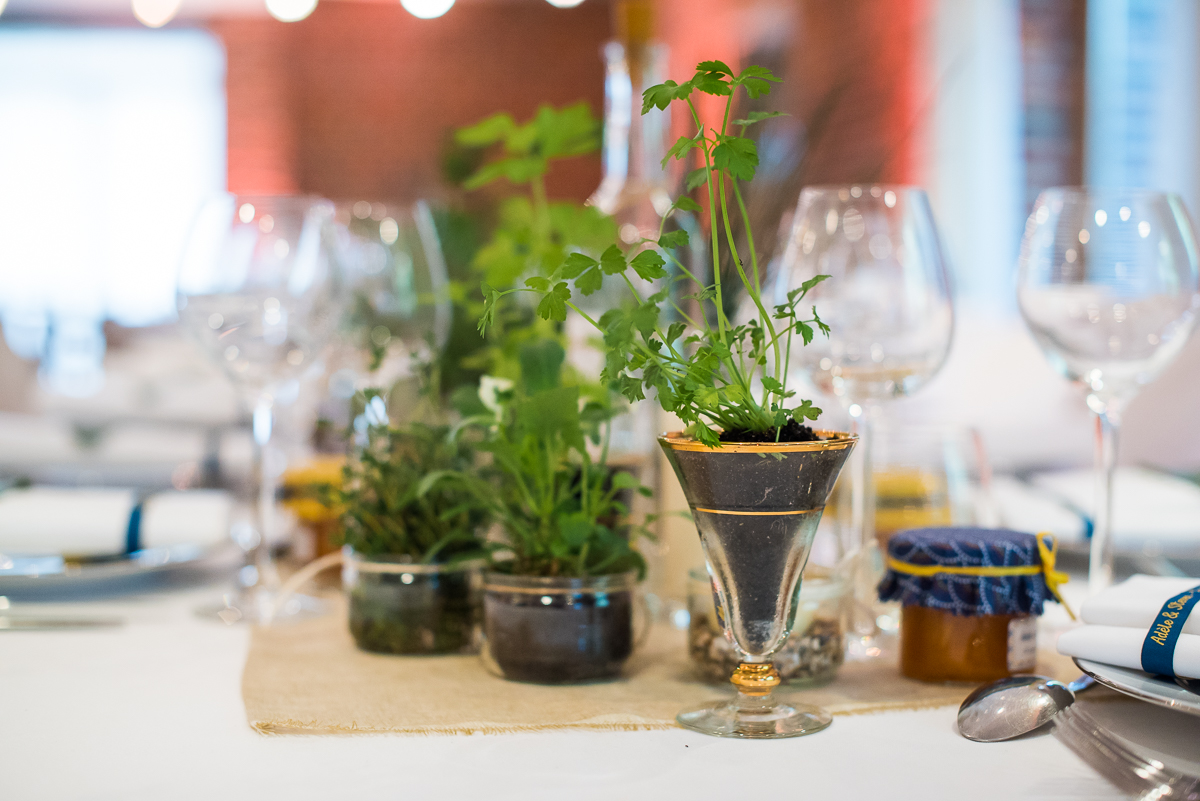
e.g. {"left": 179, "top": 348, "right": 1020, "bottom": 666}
{"left": 1090, "top": 406, "right": 1120, "bottom": 595}
{"left": 251, "top": 394, "right": 280, "bottom": 591}
{"left": 848, "top": 402, "right": 881, "bottom": 635}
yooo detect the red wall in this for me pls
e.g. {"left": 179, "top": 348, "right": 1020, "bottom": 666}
{"left": 208, "top": 0, "right": 925, "bottom": 202}
{"left": 210, "top": 0, "right": 611, "bottom": 203}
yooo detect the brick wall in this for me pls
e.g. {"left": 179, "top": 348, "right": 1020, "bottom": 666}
{"left": 207, "top": 0, "right": 929, "bottom": 204}
{"left": 209, "top": 0, "right": 611, "bottom": 203}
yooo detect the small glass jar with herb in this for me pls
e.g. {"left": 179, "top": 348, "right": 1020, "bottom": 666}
{"left": 336, "top": 416, "right": 491, "bottom": 655}
{"left": 433, "top": 340, "right": 652, "bottom": 683}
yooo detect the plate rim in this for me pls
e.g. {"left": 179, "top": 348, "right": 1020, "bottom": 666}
{"left": 1075, "top": 657, "right": 1200, "bottom": 717}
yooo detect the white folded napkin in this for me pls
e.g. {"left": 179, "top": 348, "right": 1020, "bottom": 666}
{"left": 0, "top": 488, "right": 135, "bottom": 557}
{"left": 1058, "top": 574, "right": 1200, "bottom": 679}
{"left": 0, "top": 487, "right": 232, "bottom": 557}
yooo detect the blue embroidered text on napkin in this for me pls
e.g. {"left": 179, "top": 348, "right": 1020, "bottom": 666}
{"left": 1141, "top": 584, "right": 1200, "bottom": 678}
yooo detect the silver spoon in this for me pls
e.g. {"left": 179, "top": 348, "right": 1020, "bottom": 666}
{"left": 957, "top": 674, "right": 1096, "bottom": 742}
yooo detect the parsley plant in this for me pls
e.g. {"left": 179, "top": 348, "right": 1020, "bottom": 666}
{"left": 480, "top": 62, "right": 830, "bottom": 448}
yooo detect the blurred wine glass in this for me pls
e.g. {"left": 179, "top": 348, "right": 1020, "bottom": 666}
{"left": 330, "top": 200, "right": 451, "bottom": 408}
{"left": 178, "top": 194, "right": 343, "bottom": 623}
{"left": 776, "top": 185, "right": 954, "bottom": 649}
{"left": 1017, "top": 187, "right": 1200, "bottom": 593}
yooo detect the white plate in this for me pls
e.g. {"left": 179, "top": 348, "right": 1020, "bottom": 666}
{"left": 0, "top": 541, "right": 241, "bottom": 599}
{"left": 1076, "top": 657, "right": 1200, "bottom": 717}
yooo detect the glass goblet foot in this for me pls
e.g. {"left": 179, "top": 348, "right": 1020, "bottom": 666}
{"left": 676, "top": 663, "right": 833, "bottom": 739}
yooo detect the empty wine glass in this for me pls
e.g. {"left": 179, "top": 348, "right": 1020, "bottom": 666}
{"left": 1018, "top": 188, "right": 1200, "bottom": 593}
{"left": 178, "top": 194, "right": 343, "bottom": 623}
{"left": 776, "top": 185, "right": 954, "bottom": 648}
{"left": 331, "top": 200, "right": 451, "bottom": 400}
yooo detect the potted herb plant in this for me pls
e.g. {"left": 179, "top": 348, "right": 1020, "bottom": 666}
{"left": 482, "top": 61, "right": 857, "bottom": 735}
{"left": 430, "top": 339, "right": 651, "bottom": 683}
{"left": 334, "top": 401, "right": 491, "bottom": 655}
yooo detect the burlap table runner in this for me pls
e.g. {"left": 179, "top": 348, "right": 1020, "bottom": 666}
{"left": 242, "top": 598, "right": 1079, "bottom": 735}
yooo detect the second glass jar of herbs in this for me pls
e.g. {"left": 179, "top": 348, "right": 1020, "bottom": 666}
{"left": 335, "top": 412, "right": 491, "bottom": 655}
{"left": 434, "top": 340, "right": 651, "bottom": 683}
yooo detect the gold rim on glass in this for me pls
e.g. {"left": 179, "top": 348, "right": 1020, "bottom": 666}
{"left": 658, "top": 430, "right": 857, "bottom": 453}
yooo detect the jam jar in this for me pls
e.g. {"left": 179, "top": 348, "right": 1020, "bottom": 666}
{"left": 878, "top": 527, "right": 1063, "bottom": 683}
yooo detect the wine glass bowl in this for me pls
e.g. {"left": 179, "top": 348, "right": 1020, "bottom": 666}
{"left": 1018, "top": 188, "right": 1200, "bottom": 409}
{"left": 333, "top": 200, "right": 451, "bottom": 395}
{"left": 778, "top": 185, "right": 954, "bottom": 403}
{"left": 1017, "top": 187, "right": 1200, "bottom": 592}
{"left": 179, "top": 195, "right": 340, "bottom": 394}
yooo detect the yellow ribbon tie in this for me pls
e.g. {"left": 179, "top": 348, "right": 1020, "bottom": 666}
{"left": 886, "top": 531, "right": 1075, "bottom": 620}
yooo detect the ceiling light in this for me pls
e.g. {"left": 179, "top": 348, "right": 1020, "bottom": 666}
{"left": 266, "top": 0, "right": 318, "bottom": 22}
{"left": 400, "top": 0, "right": 455, "bottom": 19}
{"left": 546, "top": 0, "right": 586, "bottom": 6}
{"left": 132, "top": 0, "right": 182, "bottom": 27}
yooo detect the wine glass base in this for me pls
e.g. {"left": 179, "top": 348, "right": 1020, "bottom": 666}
{"left": 197, "top": 589, "right": 325, "bottom": 625}
{"left": 676, "top": 694, "right": 832, "bottom": 739}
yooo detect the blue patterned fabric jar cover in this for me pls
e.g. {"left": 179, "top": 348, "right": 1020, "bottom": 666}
{"left": 878, "top": 527, "right": 1064, "bottom": 617}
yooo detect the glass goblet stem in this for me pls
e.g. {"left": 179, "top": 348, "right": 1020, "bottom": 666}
{"left": 250, "top": 394, "right": 281, "bottom": 593}
{"left": 1089, "top": 401, "right": 1122, "bottom": 595}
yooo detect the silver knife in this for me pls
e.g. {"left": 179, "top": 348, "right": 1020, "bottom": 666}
{"left": 0, "top": 616, "right": 124, "bottom": 630}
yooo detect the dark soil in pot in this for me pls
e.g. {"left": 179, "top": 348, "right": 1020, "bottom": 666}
{"left": 348, "top": 569, "right": 478, "bottom": 655}
{"left": 718, "top": 420, "right": 820, "bottom": 443}
{"left": 483, "top": 585, "right": 633, "bottom": 683}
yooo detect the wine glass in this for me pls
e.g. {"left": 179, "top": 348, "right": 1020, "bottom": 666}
{"left": 178, "top": 194, "right": 343, "bottom": 623}
{"left": 1017, "top": 188, "right": 1200, "bottom": 593}
{"left": 776, "top": 185, "right": 954, "bottom": 647}
{"left": 332, "top": 200, "right": 451, "bottom": 394}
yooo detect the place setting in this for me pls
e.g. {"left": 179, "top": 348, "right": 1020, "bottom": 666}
{"left": 4, "top": 2, "right": 1200, "bottom": 799}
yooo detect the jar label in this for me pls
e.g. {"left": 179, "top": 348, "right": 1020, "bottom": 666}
{"left": 1007, "top": 616, "right": 1037, "bottom": 672}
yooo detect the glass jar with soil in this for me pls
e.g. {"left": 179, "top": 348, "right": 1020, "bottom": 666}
{"left": 480, "top": 571, "right": 639, "bottom": 683}
{"left": 345, "top": 553, "right": 483, "bottom": 655}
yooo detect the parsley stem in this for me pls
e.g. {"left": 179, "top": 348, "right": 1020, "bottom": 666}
{"left": 687, "top": 97, "right": 726, "bottom": 339}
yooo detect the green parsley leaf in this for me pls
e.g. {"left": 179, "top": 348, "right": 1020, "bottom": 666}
{"left": 536, "top": 281, "right": 571, "bottom": 322}
{"left": 685, "top": 167, "right": 710, "bottom": 191}
{"left": 455, "top": 112, "right": 515, "bottom": 146}
{"left": 658, "top": 230, "right": 689, "bottom": 249}
{"left": 642, "top": 80, "right": 681, "bottom": 113}
{"left": 576, "top": 266, "right": 604, "bottom": 295}
{"left": 599, "top": 244, "right": 627, "bottom": 275}
{"left": 525, "top": 276, "right": 551, "bottom": 292}
{"left": 630, "top": 249, "right": 667, "bottom": 281}
{"left": 665, "top": 321, "right": 686, "bottom": 345}
{"left": 799, "top": 274, "right": 829, "bottom": 295}
{"left": 733, "top": 111, "right": 789, "bottom": 127}
{"left": 796, "top": 321, "right": 814, "bottom": 345}
{"left": 662, "top": 134, "right": 700, "bottom": 168}
{"left": 735, "top": 65, "right": 781, "bottom": 99}
{"left": 631, "top": 302, "right": 659, "bottom": 338}
{"left": 790, "top": 399, "right": 822, "bottom": 422}
{"left": 696, "top": 59, "right": 734, "bottom": 76}
{"left": 559, "top": 251, "right": 598, "bottom": 279}
{"left": 478, "top": 284, "right": 501, "bottom": 334}
{"left": 692, "top": 70, "right": 731, "bottom": 96}
{"left": 672, "top": 196, "right": 702, "bottom": 213}
{"left": 713, "top": 137, "right": 758, "bottom": 181}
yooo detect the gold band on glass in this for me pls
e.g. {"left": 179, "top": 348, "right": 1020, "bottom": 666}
{"left": 695, "top": 507, "right": 823, "bottom": 516}
{"left": 658, "top": 431, "right": 856, "bottom": 453}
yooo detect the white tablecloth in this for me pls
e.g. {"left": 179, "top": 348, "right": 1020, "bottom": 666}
{"left": 0, "top": 584, "right": 1119, "bottom": 801}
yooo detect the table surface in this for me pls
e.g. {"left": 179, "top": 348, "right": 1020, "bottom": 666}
{"left": 0, "top": 583, "right": 1121, "bottom": 801}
